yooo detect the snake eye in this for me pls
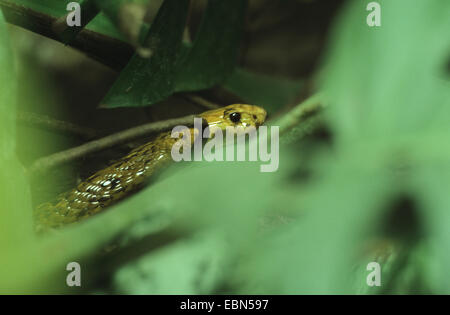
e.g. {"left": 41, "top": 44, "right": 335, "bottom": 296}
{"left": 229, "top": 112, "right": 241, "bottom": 123}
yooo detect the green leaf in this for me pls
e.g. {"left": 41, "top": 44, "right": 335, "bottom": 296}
{"left": 314, "top": 0, "right": 450, "bottom": 293}
{"left": 413, "top": 163, "right": 450, "bottom": 293}
{"left": 0, "top": 9, "right": 35, "bottom": 292}
{"left": 232, "top": 153, "right": 393, "bottom": 294}
{"left": 0, "top": 9, "right": 33, "bottom": 243}
{"left": 0, "top": 19, "right": 15, "bottom": 159}
{"left": 102, "top": 0, "right": 248, "bottom": 108}
{"left": 321, "top": 0, "right": 450, "bottom": 142}
{"left": 101, "top": 0, "right": 190, "bottom": 108}
{"left": 93, "top": 0, "right": 151, "bottom": 45}
{"left": 113, "top": 231, "right": 229, "bottom": 294}
{"left": 174, "top": 0, "right": 248, "bottom": 92}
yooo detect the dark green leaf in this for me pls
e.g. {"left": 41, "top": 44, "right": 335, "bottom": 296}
{"left": 101, "top": 0, "right": 190, "bottom": 108}
{"left": 174, "top": 0, "right": 248, "bottom": 92}
{"left": 0, "top": 10, "right": 34, "bottom": 291}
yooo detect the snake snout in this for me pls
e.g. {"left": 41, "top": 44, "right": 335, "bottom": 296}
{"left": 254, "top": 107, "right": 268, "bottom": 127}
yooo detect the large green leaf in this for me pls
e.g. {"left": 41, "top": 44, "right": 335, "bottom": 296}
{"left": 113, "top": 231, "right": 229, "bottom": 294}
{"left": 0, "top": 9, "right": 36, "bottom": 293}
{"left": 412, "top": 162, "right": 450, "bottom": 293}
{"left": 102, "top": 0, "right": 248, "bottom": 108}
{"left": 234, "top": 157, "right": 392, "bottom": 294}
{"left": 174, "top": 0, "right": 248, "bottom": 92}
{"left": 322, "top": 0, "right": 450, "bottom": 143}
{"left": 314, "top": 0, "right": 450, "bottom": 293}
{"left": 101, "top": 0, "right": 189, "bottom": 108}
{"left": 0, "top": 10, "right": 32, "bottom": 246}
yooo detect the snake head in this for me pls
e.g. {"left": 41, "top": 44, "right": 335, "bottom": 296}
{"left": 200, "top": 104, "right": 267, "bottom": 136}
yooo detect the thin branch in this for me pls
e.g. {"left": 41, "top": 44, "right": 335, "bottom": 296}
{"left": 273, "top": 93, "right": 325, "bottom": 135}
{"left": 0, "top": 0, "right": 134, "bottom": 70}
{"left": 18, "top": 111, "right": 98, "bottom": 139}
{"left": 182, "top": 93, "right": 221, "bottom": 110}
{"left": 279, "top": 114, "right": 325, "bottom": 145}
{"left": 28, "top": 114, "right": 198, "bottom": 174}
{"left": 52, "top": 0, "right": 100, "bottom": 45}
{"left": 264, "top": 93, "right": 327, "bottom": 144}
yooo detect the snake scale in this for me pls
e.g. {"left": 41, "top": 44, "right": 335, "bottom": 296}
{"left": 34, "top": 104, "right": 267, "bottom": 232}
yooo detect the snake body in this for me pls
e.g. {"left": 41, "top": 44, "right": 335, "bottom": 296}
{"left": 34, "top": 104, "right": 267, "bottom": 231}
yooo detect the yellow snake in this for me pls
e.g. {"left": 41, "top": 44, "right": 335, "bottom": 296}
{"left": 34, "top": 104, "right": 267, "bottom": 232}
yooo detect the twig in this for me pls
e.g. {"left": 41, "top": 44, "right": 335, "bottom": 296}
{"left": 28, "top": 114, "right": 198, "bottom": 174}
{"left": 278, "top": 114, "right": 325, "bottom": 145}
{"left": 18, "top": 111, "right": 98, "bottom": 139}
{"left": 182, "top": 93, "right": 221, "bottom": 110}
{"left": 273, "top": 93, "right": 325, "bottom": 135}
{"left": 0, "top": 0, "right": 134, "bottom": 70}
{"left": 52, "top": 0, "right": 100, "bottom": 45}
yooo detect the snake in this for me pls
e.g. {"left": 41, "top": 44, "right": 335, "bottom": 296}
{"left": 34, "top": 104, "right": 267, "bottom": 232}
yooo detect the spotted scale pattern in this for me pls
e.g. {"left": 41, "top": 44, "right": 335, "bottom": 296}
{"left": 34, "top": 131, "right": 180, "bottom": 231}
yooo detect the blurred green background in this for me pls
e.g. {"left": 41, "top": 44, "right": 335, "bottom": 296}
{"left": 0, "top": 0, "right": 449, "bottom": 294}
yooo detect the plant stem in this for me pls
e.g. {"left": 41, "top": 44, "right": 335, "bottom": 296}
{"left": 0, "top": 0, "right": 133, "bottom": 70}
{"left": 18, "top": 111, "right": 98, "bottom": 139}
{"left": 28, "top": 114, "right": 198, "bottom": 174}
{"left": 274, "top": 93, "right": 325, "bottom": 134}
{"left": 182, "top": 93, "right": 221, "bottom": 109}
